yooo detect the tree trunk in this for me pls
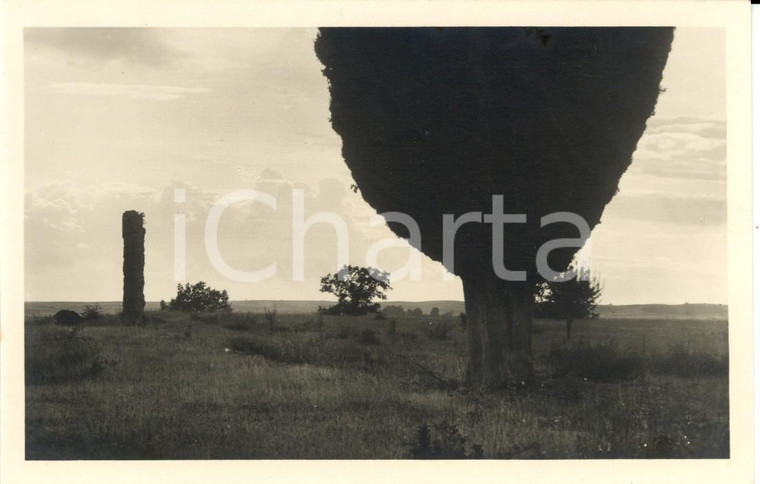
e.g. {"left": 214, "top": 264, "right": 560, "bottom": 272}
{"left": 566, "top": 318, "right": 573, "bottom": 342}
{"left": 122, "top": 211, "right": 145, "bottom": 325}
{"left": 462, "top": 276, "right": 534, "bottom": 389}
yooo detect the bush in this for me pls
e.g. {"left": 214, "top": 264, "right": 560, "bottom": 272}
{"left": 26, "top": 326, "right": 110, "bottom": 384}
{"left": 650, "top": 344, "right": 728, "bottom": 378}
{"left": 548, "top": 341, "right": 644, "bottom": 382}
{"left": 166, "top": 281, "right": 232, "bottom": 313}
{"left": 404, "top": 421, "right": 483, "bottom": 459}
{"left": 422, "top": 320, "right": 454, "bottom": 340}
{"left": 81, "top": 304, "right": 104, "bottom": 320}
{"left": 334, "top": 327, "right": 352, "bottom": 340}
{"left": 52, "top": 309, "right": 83, "bottom": 326}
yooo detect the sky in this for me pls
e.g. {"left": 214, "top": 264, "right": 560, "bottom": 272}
{"left": 24, "top": 27, "right": 726, "bottom": 304}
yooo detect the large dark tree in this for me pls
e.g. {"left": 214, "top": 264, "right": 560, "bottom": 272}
{"left": 315, "top": 28, "right": 673, "bottom": 388}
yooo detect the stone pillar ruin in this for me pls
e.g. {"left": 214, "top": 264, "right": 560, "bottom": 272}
{"left": 122, "top": 210, "right": 145, "bottom": 324}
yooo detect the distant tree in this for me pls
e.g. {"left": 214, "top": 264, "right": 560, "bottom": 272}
{"left": 430, "top": 307, "right": 440, "bottom": 317}
{"left": 319, "top": 265, "right": 392, "bottom": 316}
{"left": 534, "top": 268, "right": 602, "bottom": 341}
{"left": 382, "top": 305, "right": 406, "bottom": 318}
{"left": 407, "top": 307, "right": 424, "bottom": 318}
{"left": 168, "top": 281, "right": 232, "bottom": 313}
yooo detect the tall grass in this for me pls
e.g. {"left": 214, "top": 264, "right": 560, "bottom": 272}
{"left": 25, "top": 312, "right": 729, "bottom": 459}
{"left": 26, "top": 325, "right": 111, "bottom": 384}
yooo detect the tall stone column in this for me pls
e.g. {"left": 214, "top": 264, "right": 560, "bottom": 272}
{"left": 122, "top": 211, "right": 145, "bottom": 324}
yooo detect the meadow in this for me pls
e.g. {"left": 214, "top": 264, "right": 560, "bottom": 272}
{"left": 25, "top": 304, "right": 729, "bottom": 459}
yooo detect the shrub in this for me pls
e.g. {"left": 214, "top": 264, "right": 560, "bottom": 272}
{"left": 548, "top": 341, "right": 644, "bottom": 382}
{"left": 650, "top": 344, "right": 728, "bottom": 378}
{"left": 404, "top": 421, "right": 484, "bottom": 459}
{"left": 26, "top": 326, "right": 110, "bottom": 384}
{"left": 81, "top": 304, "right": 104, "bottom": 320}
{"left": 167, "top": 281, "right": 232, "bottom": 313}
{"left": 422, "top": 320, "right": 454, "bottom": 340}
{"left": 52, "top": 309, "right": 83, "bottom": 326}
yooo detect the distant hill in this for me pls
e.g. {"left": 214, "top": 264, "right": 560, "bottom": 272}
{"left": 26, "top": 300, "right": 727, "bottom": 321}
{"left": 595, "top": 303, "right": 727, "bottom": 321}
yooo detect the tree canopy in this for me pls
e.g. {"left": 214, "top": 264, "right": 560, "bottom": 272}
{"left": 319, "top": 265, "right": 392, "bottom": 315}
{"left": 535, "top": 267, "right": 602, "bottom": 340}
{"left": 164, "top": 281, "right": 232, "bottom": 313}
{"left": 316, "top": 27, "right": 673, "bottom": 281}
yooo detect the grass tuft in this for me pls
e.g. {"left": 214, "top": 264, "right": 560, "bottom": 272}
{"left": 404, "top": 421, "right": 483, "bottom": 459}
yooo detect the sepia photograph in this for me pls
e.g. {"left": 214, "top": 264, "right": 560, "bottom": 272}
{"left": 1, "top": 1, "right": 754, "bottom": 482}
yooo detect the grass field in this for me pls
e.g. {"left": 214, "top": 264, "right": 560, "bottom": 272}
{"left": 25, "top": 304, "right": 729, "bottom": 459}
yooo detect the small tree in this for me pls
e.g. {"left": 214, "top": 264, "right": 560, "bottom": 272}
{"left": 319, "top": 265, "right": 391, "bottom": 316}
{"left": 534, "top": 268, "right": 602, "bottom": 341}
{"left": 167, "top": 281, "right": 232, "bottom": 313}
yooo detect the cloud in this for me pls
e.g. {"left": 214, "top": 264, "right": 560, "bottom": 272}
{"left": 603, "top": 115, "right": 727, "bottom": 226}
{"left": 606, "top": 194, "right": 725, "bottom": 226}
{"left": 25, "top": 28, "right": 184, "bottom": 67}
{"left": 47, "top": 82, "right": 211, "bottom": 101}
{"left": 633, "top": 117, "right": 726, "bottom": 181}
{"left": 23, "top": 176, "right": 398, "bottom": 301}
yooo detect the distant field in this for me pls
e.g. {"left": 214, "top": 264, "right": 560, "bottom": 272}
{"left": 25, "top": 307, "right": 728, "bottom": 459}
{"left": 25, "top": 300, "right": 728, "bottom": 320}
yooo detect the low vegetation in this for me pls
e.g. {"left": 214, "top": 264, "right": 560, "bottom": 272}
{"left": 25, "top": 325, "right": 111, "bottom": 385}
{"left": 25, "top": 306, "right": 729, "bottom": 459}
